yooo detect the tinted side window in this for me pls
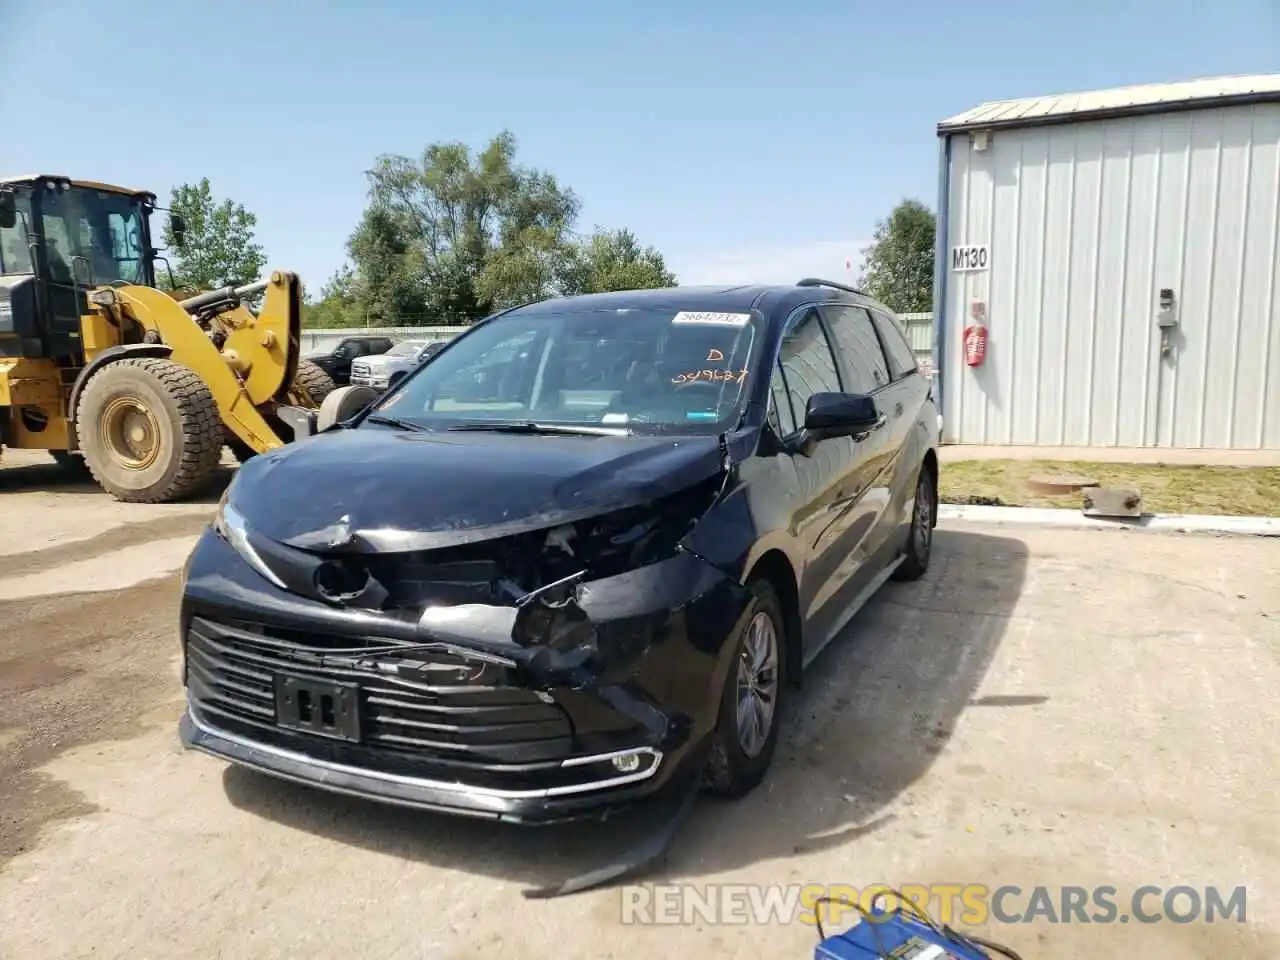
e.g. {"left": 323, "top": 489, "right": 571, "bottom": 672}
{"left": 821, "top": 305, "right": 891, "bottom": 394}
{"left": 870, "top": 309, "right": 919, "bottom": 380}
{"left": 776, "top": 307, "right": 842, "bottom": 432}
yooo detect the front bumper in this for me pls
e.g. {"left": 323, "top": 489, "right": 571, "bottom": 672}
{"left": 178, "top": 530, "right": 745, "bottom": 823}
{"left": 181, "top": 703, "right": 681, "bottom": 823}
{"left": 349, "top": 373, "right": 390, "bottom": 389}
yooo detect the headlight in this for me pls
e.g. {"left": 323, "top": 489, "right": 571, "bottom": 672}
{"left": 213, "top": 489, "right": 287, "bottom": 589}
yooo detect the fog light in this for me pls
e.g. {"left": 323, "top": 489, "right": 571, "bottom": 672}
{"left": 611, "top": 753, "right": 642, "bottom": 773}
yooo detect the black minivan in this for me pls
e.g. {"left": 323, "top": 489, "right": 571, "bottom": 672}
{"left": 179, "top": 278, "right": 940, "bottom": 825}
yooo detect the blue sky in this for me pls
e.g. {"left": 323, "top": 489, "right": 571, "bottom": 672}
{"left": 1, "top": 0, "right": 1275, "bottom": 294}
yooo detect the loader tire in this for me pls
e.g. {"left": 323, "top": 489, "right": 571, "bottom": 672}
{"left": 77, "top": 357, "right": 223, "bottom": 503}
{"left": 294, "top": 359, "right": 336, "bottom": 407}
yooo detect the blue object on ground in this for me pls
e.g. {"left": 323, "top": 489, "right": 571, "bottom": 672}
{"left": 815, "top": 907, "right": 1002, "bottom": 959}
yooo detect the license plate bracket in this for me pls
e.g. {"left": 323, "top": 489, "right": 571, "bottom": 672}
{"left": 273, "top": 673, "right": 362, "bottom": 742}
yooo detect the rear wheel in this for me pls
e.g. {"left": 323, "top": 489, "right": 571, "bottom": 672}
{"left": 702, "top": 578, "right": 788, "bottom": 798}
{"left": 77, "top": 357, "right": 223, "bottom": 503}
{"left": 892, "top": 461, "right": 936, "bottom": 582}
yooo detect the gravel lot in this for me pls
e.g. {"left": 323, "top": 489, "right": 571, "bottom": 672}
{"left": 0, "top": 447, "right": 1276, "bottom": 959}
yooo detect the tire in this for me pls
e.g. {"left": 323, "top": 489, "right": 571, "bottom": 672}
{"left": 294, "top": 359, "right": 337, "bottom": 407}
{"left": 892, "top": 460, "right": 936, "bottom": 582}
{"left": 387, "top": 369, "right": 407, "bottom": 390}
{"left": 49, "top": 449, "right": 92, "bottom": 477}
{"left": 702, "top": 578, "right": 788, "bottom": 798}
{"left": 76, "top": 357, "right": 223, "bottom": 503}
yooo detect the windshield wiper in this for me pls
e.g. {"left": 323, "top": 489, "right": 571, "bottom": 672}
{"left": 364, "top": 414, "right": 429, "bottom": 432}
{"left": 446, "top": 421, "right": 630, "bottom": 437}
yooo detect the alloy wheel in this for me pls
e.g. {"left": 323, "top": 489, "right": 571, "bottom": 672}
{"left": 914, "top": 471, "right": 934, "bottom": 556}
{"left": 735, "top": 611, "right": 779, "bottom": 758}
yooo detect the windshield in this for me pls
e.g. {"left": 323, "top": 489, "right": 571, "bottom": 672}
{"left": 386, "top": 340, "right": 427, "bottom": 357}
{"left": 369, "top": 304, "right": 761, "bottom": 434}
{"left": 0, "top": 187, "right": 34, "bottom": 275}
{"left": 38, "top": 185, "right": 151, "bottom": 286}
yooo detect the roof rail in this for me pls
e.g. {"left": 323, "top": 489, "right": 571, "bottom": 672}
{"left": 795, "top": 277, "right": 867, "bottom": 296}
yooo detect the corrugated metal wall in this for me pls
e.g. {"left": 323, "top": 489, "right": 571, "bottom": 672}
{"left": 940, "top": 102, "right": 1280, "bottom": 449}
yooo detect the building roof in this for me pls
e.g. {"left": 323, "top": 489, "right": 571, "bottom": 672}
{"left": 938, "top": 73, "right": 1280, "bottom": 135}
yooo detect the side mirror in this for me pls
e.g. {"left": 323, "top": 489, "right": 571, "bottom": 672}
{"left": 803, "top": 392, "right": 883, "bottom": 442}
{"left": 0, "top": 191, "right": 16, "bottom": 230}
{"left": 168, "top": 213, "right": 187, "bottom": 247}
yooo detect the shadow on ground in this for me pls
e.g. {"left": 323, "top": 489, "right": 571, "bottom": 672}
{"left": 0, "top": 456, "right": 235, "bottom": 504}
{"left": 222, "top": 528, "right": 1030, "bottom": 892}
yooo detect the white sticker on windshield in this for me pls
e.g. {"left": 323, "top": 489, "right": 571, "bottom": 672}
{"left": 602, "top": 413, "right": 630, "bottom": 424}
{"left": 671, "top": 311, "right": 751, "bottom": 327}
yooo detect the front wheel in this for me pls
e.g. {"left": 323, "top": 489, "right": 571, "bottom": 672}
{"left": 77, "top": 357, "right": 223, "bottom": 503}
{"left": 702, "top": 578, "right": 788, "bottom": 799}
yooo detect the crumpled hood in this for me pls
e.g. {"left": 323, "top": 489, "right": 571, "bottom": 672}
{"left": 231, "top": 425, "right": 728, "bottom": 552}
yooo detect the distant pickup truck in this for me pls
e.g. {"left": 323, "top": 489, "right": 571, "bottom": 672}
{"left": 350, "top": 339, "right": 446, "bottom": 391}
{"left": 303, "top": 335, "right": 395, "bottom": 387}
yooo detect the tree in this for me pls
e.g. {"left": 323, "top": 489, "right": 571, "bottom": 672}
{"left": 559, "top": 227, "right": 676, "bottom": 296}
{"left": 302, "top": 266, "right": 363, "bottom": 328}
{"left": 858, "top": 199, "right": 936, "bottom": 313}
{"left": 346, "top": 131, "right": 674, "bottom": 324}
{"left": 161, "top": 178, "right": 266, "bottom": 292}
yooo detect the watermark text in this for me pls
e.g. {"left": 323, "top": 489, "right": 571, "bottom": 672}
{"left": 619, "top": 883, "right": 1248, "bottom": 927}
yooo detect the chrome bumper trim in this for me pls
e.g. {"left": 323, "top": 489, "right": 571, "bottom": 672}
{"left": 184, "top": 703, "right": 663, "bottom": 800}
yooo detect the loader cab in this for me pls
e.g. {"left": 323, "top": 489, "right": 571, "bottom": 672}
{"left": 0, "top": 176, "right": 159, "bottom": 362}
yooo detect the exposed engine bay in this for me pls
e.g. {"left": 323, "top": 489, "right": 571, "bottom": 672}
{"left": 299, "top": 472, "right": 725, "bottom": 614}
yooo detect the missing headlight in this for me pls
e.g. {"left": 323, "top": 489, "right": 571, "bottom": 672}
{"left": 314, "top": 558, "right": 373, "bottom": 603}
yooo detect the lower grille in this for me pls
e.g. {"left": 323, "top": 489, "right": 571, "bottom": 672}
{"left": 185, "top": 617, "right": 573, "bottom": 764}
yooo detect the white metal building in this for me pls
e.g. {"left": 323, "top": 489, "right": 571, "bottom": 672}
{"left": 933, "top": 74, "right": 1280, "bottom": 449}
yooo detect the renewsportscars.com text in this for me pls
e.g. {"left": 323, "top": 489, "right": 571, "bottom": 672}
{"left": 619, "top": 883, "right": 1248, "bottom": 927}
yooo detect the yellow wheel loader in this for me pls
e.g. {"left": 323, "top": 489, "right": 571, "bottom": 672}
{"left": 0, "top": 174, "right": 335, "bottom": 503}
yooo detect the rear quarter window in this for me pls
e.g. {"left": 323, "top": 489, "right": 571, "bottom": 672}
{"left": 869, "top": 310, "right": 919, "bottom": 380}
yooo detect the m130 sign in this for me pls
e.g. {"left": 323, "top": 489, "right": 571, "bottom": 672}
{"left": 951, "top": 245, "right": 989, "bottom": 272}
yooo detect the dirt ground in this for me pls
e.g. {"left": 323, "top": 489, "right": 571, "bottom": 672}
{"left": 0, "top": 447, "right": 1277, "bottom": 959}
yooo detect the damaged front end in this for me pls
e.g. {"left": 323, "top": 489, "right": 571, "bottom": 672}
{"left": 179, "top": 461, "right": 749, "bottom": 826}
